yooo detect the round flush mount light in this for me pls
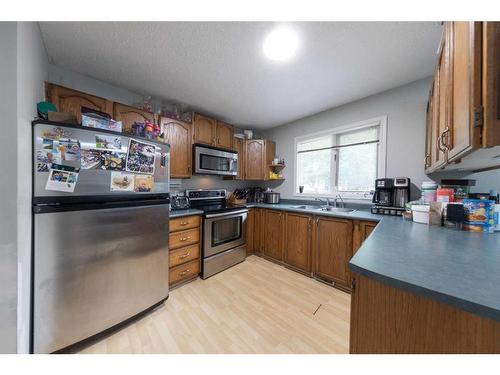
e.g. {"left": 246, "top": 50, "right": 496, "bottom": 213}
{"left": 263, "top": 27, "right": 299, "bottom": 61}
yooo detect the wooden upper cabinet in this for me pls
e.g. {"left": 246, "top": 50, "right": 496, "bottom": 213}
{"left": 245, "top": 140, "right": 265, "bottom": 180}
{"left": 244, "top": 139, "right": 276, "bottom": 180}
{"left": 262, "top": 209, "right": 284, "bottom": 262}
{"left": 482, "top": 22, "right": 500, "bottom": 147}
{"left": 446, "top": 22, "right": 480, "bottom": 161}
{"left": 160, "top": 117, "right": 192, "bottom": 178}
{"left": 193, "top": 113, "right": 217, "bottom": 146}
{"left": 46, "top": 83, "right": 113, "bottom": 123}
{"left": 113, "top": 103, "right": 156, "bottom": 134}
{"left": 284, "top": 213, "right": 312, "bottom": 273}
{"left": 216, "top": 121, "right": 234, "bottom": 149}
{"left": 425, "top": 22, "right": 500, "bottom": 172}
{"left": 233, "top": 137, "right": 245, "bottom": 180}
{"left": 313, "top": 216, "right": 353, "bottom": 291}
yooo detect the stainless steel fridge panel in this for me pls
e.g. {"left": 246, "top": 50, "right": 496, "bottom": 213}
{"left": 33, "top": 204, "right": 169, "bottom": 353}
{"left": 33, "top": 123, "right": 170, "bottom": 197}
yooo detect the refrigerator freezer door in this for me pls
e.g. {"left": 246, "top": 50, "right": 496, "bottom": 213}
{"left": 33, "top": 121, "right": 170, "bottom": 198}
{"left": 33, "top": 203, "right": 169, "bottom": 353}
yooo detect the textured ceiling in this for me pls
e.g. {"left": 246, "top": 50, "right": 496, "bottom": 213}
{"left": 39, "top": 22, "right": 442, "bottom": 128}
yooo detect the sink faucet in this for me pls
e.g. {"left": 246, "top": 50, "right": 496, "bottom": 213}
{"left": 333, "top": 194, "right": 345, "bottom": 208}
{"left": 315, "top": 197, "right": 332, "bottom": 206}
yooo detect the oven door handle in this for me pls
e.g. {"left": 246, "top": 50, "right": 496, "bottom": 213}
{"left": 204, "top": 209, "right": 248, "bottom": 219}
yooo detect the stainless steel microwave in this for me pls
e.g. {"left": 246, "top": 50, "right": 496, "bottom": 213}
{"left": 193, "top": 144, "right": 238, "bottom": 176}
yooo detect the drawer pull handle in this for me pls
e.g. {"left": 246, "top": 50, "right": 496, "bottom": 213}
{"left": 180, "top": 222, "right": 189, "bottom": 226}
{"left": 179, "top": 269, "right": 190, "bottom": 276}
{"left": 179, "top": 253, "right": 190, "bottom": 259}
{"left": 180, "top": 237, "right": 191, "bottom": 241}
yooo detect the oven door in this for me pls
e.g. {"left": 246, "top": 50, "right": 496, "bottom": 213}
{"left": 194, "top": 145, "right": 238, "bottom": 176}
{"left": 204, "top": 209, "right": 247, "bottom": 257}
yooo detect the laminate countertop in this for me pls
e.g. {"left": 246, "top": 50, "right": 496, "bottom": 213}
{"left": 245, "top": 202, "right": 500, "bottom": 322}
{"left": 169, "top": 209, "right": 203, "bottom": 218}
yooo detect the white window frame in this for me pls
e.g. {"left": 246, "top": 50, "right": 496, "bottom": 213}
{"left": 293, "top": 115, "right": 387, "bottom": 200}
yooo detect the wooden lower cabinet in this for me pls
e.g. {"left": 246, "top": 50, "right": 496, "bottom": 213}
{"left": 313, "top": 216, "right": 353, "bottom": 292}
{"left": 246, "top": 208, "right": 378, "bottom": 294}
{"left": 262, "top": 210, "right": 284, "bottom": 262}
{"left": 350, "top": 275, "right": 500, "bottom": 353}
{"left": 284, "top": 213, "right": 312, "bottom": 273}
{"left": 169, "top": 215, "right": 201, "bottom": 288}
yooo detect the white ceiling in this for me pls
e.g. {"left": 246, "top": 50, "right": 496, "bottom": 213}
{"left": 39, "top": 22, "right": 442, "bottom": 129}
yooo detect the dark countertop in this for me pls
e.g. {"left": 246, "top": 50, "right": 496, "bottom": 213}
{"left": 169, "top": 208, "right": 203, "bottom": 218}
{"left": 244, "top": 202, "right": 500, "bottom": 322}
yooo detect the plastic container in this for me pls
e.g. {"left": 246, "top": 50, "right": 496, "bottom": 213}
{"left": 412, "top": 204, "right": 430, "bottom": 224}
{"left": 494, "top": 204, "right": 500, "bottom": 232}
{"left": 436, "top": 188, "right": 454, "bottom": 203}
{"left": 421, "top": 181, "right": 438, "bottom": 203}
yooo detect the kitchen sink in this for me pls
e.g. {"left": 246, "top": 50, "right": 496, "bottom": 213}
{"left": 318, "top": 206, "right": 356, "bottom": 213}
{"left": 291, "top": 205, "right": 320, "bottom": 210}
{"left": 290, "top": 205, "right": 356, "bottom": 213}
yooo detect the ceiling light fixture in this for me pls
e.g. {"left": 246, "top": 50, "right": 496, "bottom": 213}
{"left": 263, "top": 27, "right": 299, "bottom": 62}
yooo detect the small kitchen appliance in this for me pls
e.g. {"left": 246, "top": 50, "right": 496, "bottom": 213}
{"left": 371, "top": 177, "right": 411, "bottom": 216}
{"left": 193, "top": 144, "right": 238, "bottom": 176}
{"left": 263, "top": 188, "right": 280, "bottom": 204}
{"left": 186, "top": 189, "right": 248, "bottom": 279}
{"left": 170, "top": 195, "right": 190, "bottom": 210}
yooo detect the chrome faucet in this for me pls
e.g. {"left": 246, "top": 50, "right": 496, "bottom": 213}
{"left": 333, "top": 194, "right": 345, "bottom": 208}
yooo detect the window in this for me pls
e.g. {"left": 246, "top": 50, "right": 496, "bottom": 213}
{"left": 295, "top": 116, "right": 386, "bottom": 199}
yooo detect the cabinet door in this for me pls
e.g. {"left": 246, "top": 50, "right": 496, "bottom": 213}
{"left": 46, "top": 83, "right": 113, "bottom": 123}
{"left": 113, "top": 103, "right": 156, "bottom": 134}
{"left": 244, "top": 140, "right": 265, "bottom": 180}
{"left": 161, "top": 117, "right": 192, "bottom": 178}
{"left": 233, "top": 137, "right": 245, "bottom": 180}
{"left": 424, "top": 83, "right": 435, "bottom": 172}
{"left": 435, "top": 31, "right": 451, "bottom": 168}
{"left": 262, "top": 210, "right": 284, "bottom": 261}
{"left": 253, "top": 208, "right": 263, "bottom": 254}
{"left": 246, "top": 208, "right": 255, "bottom": 254}
{"left": 284, "top": 213, "right": 312, "bottom": 272}
{"left": 483, "top": 22, "right": 500, "bottom": 147}
{"left": 314, "top": 216, "right": 353, "bottom": 290}
{"left": 216, "top": 121, "right": 234, "bottom": 150}
{"left": 193, "top": 113, "right": 217, "bottom": 146}
{"left": 446, "top": 22, "right": 479, "bottom": 161}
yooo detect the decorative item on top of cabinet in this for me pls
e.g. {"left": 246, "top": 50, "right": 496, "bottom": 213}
{"left": 193, "top": 113, "right": 217, "bottom": 146}
{"left": 113, "top": 102, "right": 157, "bottom": 135}
{"left": 284, "top": 212, "right": 312, "bottom": 274}
{"left": 169, "top": 215, "right": 201, "bottom": 288}
{"left": 216, "top": 121, "right": 234, "bottom": 149}
{"left": 262, "top": 209, "right": 284, "bottom": 262}
{"left": 45, "top": 83, "right": 113, "bottom": 124}
{"left": 313, "top": 216, "right": 353, "bottom": 293}
{"left": 425, "top": 22, "right": 500, "bottom": 173}
{"left": 160, "top": 117, "right": 192, "bottom": 178}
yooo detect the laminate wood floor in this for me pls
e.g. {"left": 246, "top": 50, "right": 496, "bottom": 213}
{"left": 77, "top": 255, "right": 351, "bottom": 354}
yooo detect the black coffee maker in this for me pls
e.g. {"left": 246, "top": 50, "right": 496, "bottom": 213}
{"left": 371, "top": 177, "right": 410, "bottom": 216}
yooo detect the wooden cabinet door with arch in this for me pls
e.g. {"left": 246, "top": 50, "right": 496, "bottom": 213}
{"left": 193, "top": 113, "right": 217, "bottom": 146}
{"left": 46, "top": 83, "right": 113, "bottom": 123}
{"left": 113, "top": 103, "right": 156, "bottom": 135}
{"left": 160, "top": 117, "right": 192, "bottom": 178}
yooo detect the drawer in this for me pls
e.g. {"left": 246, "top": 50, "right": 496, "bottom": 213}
{"left": 169, "top": 244, "right": 200, "bottom": 268}
{"left": 169, "top": 259, "right": 200, "bottom": 285}
{"left": 170, "top": 215, "right": 200, "bottom": 232}
{"left": 169, "top": 228, "right": 200, "bottom": 250}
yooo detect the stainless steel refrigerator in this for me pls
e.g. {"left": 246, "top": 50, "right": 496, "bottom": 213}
{"left": 32, "top": 120, "right": 170, "bottom": 353}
